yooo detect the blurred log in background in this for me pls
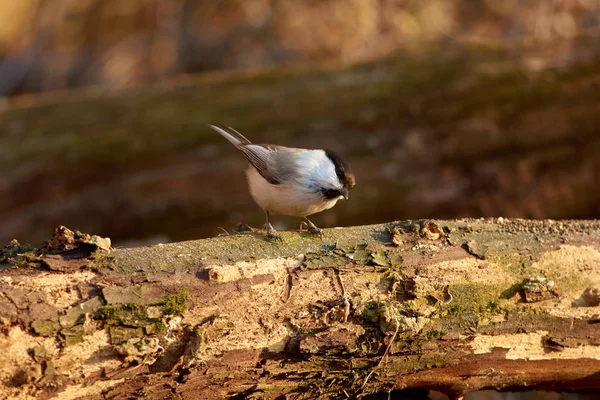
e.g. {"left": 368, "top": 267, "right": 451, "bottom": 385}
{"left": 2, "top": 0, "right": 600, "bottom": 94}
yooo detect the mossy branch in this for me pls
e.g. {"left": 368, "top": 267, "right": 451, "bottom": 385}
{"left": 1, "top": 219, "right": 600, "bottom": 399}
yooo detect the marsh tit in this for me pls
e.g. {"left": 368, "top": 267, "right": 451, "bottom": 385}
{"left": 209, "top": 124, "right": 355, "bottom": 241}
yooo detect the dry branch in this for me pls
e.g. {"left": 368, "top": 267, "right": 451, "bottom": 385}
{"left": 1, "top": 218, "right": 600, "bottom": 399}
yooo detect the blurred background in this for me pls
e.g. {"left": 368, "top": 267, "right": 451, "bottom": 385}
{"left": 1, "top": 0, "right": 600, "bottom": 247}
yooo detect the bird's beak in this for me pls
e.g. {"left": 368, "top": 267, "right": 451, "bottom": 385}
{"left": 340, "top": 188, "right": 349, "bottom": 200}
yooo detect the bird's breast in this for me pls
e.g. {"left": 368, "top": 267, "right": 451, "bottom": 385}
{"left": 245, "top": 167, "right": 340, "bottom": 217}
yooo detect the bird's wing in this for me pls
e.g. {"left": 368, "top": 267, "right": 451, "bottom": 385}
{"left": 209, "top": 124, "right": 301, "bottom": 185}
{"left": 240, "top": 144, "right": 285, "bottom": 184}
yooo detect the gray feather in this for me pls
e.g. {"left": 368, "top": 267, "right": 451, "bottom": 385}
{"left": 209, "top": 124, "right": 284, "bottom": 185}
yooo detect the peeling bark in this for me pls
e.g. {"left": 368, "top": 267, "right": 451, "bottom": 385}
{"left": 1, "top": 219, "right": 600, "bottom": 399}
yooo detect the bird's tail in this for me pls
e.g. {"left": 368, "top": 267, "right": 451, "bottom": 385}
{"left": 208, "top": 124, "right": 252, "bottom": 147}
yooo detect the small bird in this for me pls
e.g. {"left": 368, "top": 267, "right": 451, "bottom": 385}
{"left": 209, "top": 124, "right": 355, "bottom": 241}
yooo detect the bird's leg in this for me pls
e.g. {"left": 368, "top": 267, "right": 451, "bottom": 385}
{"left": 263, "top": 210, "right": 282, "bottom": 242}
{"left": 301, "top": 217, "right": 323, "bottom": 237}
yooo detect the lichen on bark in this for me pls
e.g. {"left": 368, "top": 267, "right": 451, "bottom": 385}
{"left": 1, "top": 219, "right": 600, "bottom": 399}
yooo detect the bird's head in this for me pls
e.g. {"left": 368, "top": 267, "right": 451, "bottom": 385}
{"left": 321, "top": 149, "right": 355, "bottom": 200}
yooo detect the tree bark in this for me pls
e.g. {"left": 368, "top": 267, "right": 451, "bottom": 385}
{"left": 1, "top": 219, "right": 600, "bottom": 399}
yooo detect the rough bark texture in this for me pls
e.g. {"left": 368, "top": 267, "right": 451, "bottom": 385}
{"left": 1, "top": 219, "right": 600, "bottom": 399}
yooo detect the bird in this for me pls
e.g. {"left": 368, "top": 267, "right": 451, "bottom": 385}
{"left": 209, "top": 124, "right": 355, "bottom": 241}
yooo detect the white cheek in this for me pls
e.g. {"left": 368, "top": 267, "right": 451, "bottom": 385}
{"left": 297, "top": 150, "right": 341, "bottom": 189}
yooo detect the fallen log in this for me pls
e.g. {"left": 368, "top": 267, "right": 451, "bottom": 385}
{"left": 1, "top": 218, "right": 599, "bottom": 399}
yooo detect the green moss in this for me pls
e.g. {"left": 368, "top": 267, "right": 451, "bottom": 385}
{"left": 483, "top": 300, "right": 501, "bottom": 314}
{"left": 361, "top": 302, "right": 385, "bottom": 324}
{"left": 352, "top": 249, "right": 373, "bottom": 264}
{"left": 446, "top": 303, "right": 461, "bottom": 315}
{"left": 89, "top": 250, "right": 108, "bottom": 262}
{"left": 96, "top": 302, "right": 159, "bottom": 330}
{"left": 189, "top": 326, "right": 207, "bottom": 358}
{"left": 0, "top": 243, "right": 36, "bottom": 263}
{"left": 371, "top": 251, "right": 389, "bottom": 267}
{"left": 304, "top": 248, "right": 349, "bottom": 269}
{"left": 2, "top": 250, "right": 40, "bottom": 268}
{"left": 155, "top": 320, "right": 167, "bottom": 333}
{"left": 109, "top": 326, "right": 145, "bottom": 344}
{"left": 163, "top": 287, "right": 190, "bottom": 316}
{"left": 305, "top": 329, "right": 322, "bottom": 337}
{"left": 122, "top": 303, "right": 143, "bottom": 312}
{"left": 31, "top": 317, "right": 61, "bottom": 337}
{"left": 15, "top": 258, "right": 31, "bottom": 268}
{"left": 18, "top": 252, "right": 38, "bottom": 262}
{"left": 95, "top": 306, "right": 123, "bottom": 324}
{"left": 60, "top": 325, "right": 85, "bottom": 347}
{"left": 121, "top": 303, "right": 148, "bottom": 322}
{"left": 422, "top": 329, "right": 446, "bottom": 341}
{"left": 442, "top": 284, "right": 508, "bottom": 315}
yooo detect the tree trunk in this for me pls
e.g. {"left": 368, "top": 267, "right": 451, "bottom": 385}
{"left": 1, "top": 219, "right": 600, "bottom": 399}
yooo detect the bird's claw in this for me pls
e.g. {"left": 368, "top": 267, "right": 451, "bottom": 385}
{"left": 309, "top": 226, "right": 324, "bottom": 238}
{"left": 301, "top": 220, "right": 324, "bottom": 238}
{"left": 267, "top": 231, "right": 283, "bottom": 242}
{"left": 264, "top": 223, "right": 283, "bottom": 242}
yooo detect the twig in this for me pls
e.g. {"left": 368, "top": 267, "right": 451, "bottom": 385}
{"left": 216, "top": 227, "right": 230, "bottom": 236}
{"left": 283, "top": 267, "right": 293, "bottom": 302}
